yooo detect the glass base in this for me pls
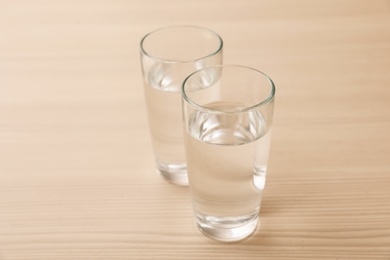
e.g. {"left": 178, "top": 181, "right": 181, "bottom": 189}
{"left": 195, "top": 212, "right": 259, "bottom": 242}
{"left": 157, "top": 162, "right": 188, "bottom": 186}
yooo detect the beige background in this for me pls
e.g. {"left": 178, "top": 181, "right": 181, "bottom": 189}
{"left": 1, "top": 0, "right": 390, "bottom": 259}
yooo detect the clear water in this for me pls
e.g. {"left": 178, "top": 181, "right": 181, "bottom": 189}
{"left": 143, "top": 64, "right": 188, "bottom": 186}
{"left": 184, "top": 102, "right": 272, "bottom": 241}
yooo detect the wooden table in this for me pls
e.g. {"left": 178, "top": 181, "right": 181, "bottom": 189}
{"left": 1, "top": 0, "right": 389, "bottom": 259}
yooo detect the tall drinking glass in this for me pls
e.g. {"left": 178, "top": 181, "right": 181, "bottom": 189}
{"left": 182, "top": 65, "right": 275, "bottom": 241}
{"left": 140, "top": 26, "right": 223, "bottom": 186}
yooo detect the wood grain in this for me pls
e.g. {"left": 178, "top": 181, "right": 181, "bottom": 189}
{"left": 1, "top": 0, "right": 390, "bottom": 259}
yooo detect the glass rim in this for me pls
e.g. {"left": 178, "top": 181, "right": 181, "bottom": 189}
{"left": 140, "top": 25, "right": 223, "bottom": 64}
{"left": 182, "top": 65, "right": 276, "bottom": 115}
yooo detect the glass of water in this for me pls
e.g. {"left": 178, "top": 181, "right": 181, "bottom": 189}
{"left": 140, "top": 26, "right": 223, "bottom": 186}
{"left": 182, "top": 65, "right": 275, "bottom": 242}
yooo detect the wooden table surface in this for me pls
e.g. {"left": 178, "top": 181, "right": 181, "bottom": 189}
{"left": 1, "top": 0, "right": 390, "bottom": 259}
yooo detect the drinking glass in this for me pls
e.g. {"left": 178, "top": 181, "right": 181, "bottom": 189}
{"left": 140, "top": 25, "right": 223, "bottom": 186}
{"left": 182, "top": 65, "right": 275, "bottom": 241}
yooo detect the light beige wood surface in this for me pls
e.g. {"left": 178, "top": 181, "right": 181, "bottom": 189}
{"left": 1, "top": 0, "right": 390, "bottom": 259}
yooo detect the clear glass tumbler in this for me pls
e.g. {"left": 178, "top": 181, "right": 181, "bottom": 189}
{"left": 140, "top": 25, "right": 223, "bottom": 186}
{"left": 182, "top": 65, "right": 275, "bottom": 241}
